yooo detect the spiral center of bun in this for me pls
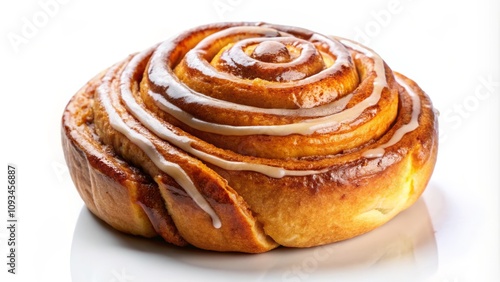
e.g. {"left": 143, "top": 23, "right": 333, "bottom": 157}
{"left": 166, "top": 23, "right": 359, "bottom": 109}
{"left": 251, "top": 40, "right": 291, "bottom": 63}
{"left": 214, "top": 37, "right": 327, "bottom": 82}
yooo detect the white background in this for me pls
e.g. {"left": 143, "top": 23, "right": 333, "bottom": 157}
{"left": 0, "top": 0, "right": 498, "bottom": 281}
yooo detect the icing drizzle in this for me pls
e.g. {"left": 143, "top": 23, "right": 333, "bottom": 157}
{"left": 362, "top": 76, "right": 421, "bottom": 158}
{"left": 96, "top": 25, "right": 424, "bottom": 229}
{"left": 99, "top": 58, "right": 223, "bottom": 228}
{"left": 146, "top": 37, "right": 387, "bottom": 136}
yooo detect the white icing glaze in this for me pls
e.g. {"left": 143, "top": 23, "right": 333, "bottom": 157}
{"left": 150, "top": 90, "right": 352, "bottom": 136}
{"left": 185, "top": 27, "right": 349, "bottom": 86}
{"left": 121, "top": 51, "right": 329, "bottom": 178}
{"left": 362, "top": 76, "right": 422, "bottom": 158}
{"left": 96, "top": 29, "right": 422, "bottom": 230}
{"left": 152, "top": 86, "right": 352, "bottom": 118}
{"left": 148, "top": 38, "right": 386, "bottom": 136}
{"left": 125, "top": 89, "right": 329, "bottom": 177}
{"left": 219, "top": 36, "right": 319, "bottom": 81}
{"left": 148, "top": 26, "right": 355, "bottom": 110}
{"left": 100, "top": 56, "right": 222, "bottom": 229}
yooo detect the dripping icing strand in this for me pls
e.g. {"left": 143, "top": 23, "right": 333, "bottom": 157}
{"left": 99, "top": 57, "right": 222, "bottom": 229}
{"left": 121, "top": 50, "right": 329, "bottom": 178}
{"left": 362, "top": 75, "right": 422, "bottom": 158}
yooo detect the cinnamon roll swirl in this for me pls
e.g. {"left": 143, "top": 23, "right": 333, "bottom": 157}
{"left": 62, "top": 22, "right": 438, "bottom": 253}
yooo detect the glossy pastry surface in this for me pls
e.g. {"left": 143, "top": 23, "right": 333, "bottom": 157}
{"left": 62, "top": 22, "right": 438, "bottom": 253}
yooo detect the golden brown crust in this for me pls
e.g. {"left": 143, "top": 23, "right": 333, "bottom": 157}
{"left": 62, "top": 75, "right": 187, "bottom": 246}
{"left": 61, "top": 22, "right": 438, "bottom": 253}
{"left": 63, "top": 70, "right": 278, "bottom": 253}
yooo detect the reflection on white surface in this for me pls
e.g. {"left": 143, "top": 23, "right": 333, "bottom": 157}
{"left": 71, "top": 187, "right": 438, "bottom": 282}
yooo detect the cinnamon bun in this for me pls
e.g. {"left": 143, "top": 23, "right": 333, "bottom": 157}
{"left": 62, "top": 22, "right": 438, "bottom": 253}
